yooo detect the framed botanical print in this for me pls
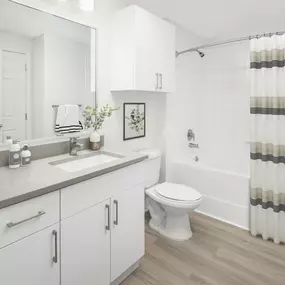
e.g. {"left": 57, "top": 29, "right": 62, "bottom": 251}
{"left": 123, "top": 103, "right": 146, "bottom": 141}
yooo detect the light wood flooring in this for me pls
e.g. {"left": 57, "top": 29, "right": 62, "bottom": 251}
{"left": 121, "top": 213, "right": 285, "bottom": 285}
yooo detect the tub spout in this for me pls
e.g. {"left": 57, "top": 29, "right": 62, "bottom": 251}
{"left": 189, "top": 143, "right": 199, "bottom": 148}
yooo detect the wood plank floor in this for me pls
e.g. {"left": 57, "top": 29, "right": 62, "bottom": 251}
{"left": 121, "top": 213, "right": 285, "bottom": 285}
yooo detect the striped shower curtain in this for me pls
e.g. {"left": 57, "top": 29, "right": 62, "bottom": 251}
{"left": 250, "top": 34, "right": 285, "bottom": 244}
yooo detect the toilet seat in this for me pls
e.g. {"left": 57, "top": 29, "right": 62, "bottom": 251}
{"left": 146, "top": 182, "right": 202, "bottom": 208}
{"left": 155, "top": 182, "right": 201, "bottom": 202}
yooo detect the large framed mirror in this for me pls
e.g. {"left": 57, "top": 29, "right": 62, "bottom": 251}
{"left": 0, "top": 0, "right": 96, "bottom": 145}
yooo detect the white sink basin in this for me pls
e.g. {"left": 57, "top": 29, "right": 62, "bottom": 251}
{"left": 53, "top": 153, "right": 121, "bottom": 173}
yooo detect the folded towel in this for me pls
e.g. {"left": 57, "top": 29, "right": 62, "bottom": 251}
{"left": 55, "top": 105, "right": 83, "bottom": 135}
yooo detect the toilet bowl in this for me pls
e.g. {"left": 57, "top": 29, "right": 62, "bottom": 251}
{"left": 138, "top": 149, "right": 202, "bottom": 241}
{"left": 146, "top": 182, "right": 202, "bottom": 241}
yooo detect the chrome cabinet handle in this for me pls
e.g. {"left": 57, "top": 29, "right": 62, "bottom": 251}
{"left": 6, "top": 210, "right": 46, "bottom": 228}
{"left": 52, "top": 230, "right": 58, "bottom": 264}
{"left": 114, "top": 200, "right": 119, "bottom": 226}
{"left": 105, "top": 204, "right": 110, "bottom": 231}
{"left": 155, "top": 73, "right": 159, "bottom": 90}
{"left": 159, "top": 74, "right": 163, "bottom": 90}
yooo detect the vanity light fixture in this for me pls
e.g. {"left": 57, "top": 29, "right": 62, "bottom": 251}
{"left": 79, "top": 0, "right": 94, "bottom": 11}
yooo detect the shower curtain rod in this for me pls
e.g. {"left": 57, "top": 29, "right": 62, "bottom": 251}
{"left": 176, "top": 31, "right": 285, "bottom": 57}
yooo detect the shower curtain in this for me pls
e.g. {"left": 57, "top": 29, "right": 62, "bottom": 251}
{"left": 250, "top": 34, "right": 285, "bottom": 244}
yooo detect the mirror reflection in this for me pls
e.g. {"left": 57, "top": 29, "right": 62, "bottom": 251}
{"left": 0, "top": 0, "right": 96, "bottom": 144}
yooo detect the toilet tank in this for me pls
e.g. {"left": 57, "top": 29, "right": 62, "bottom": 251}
{"left": 138, "top": 149, "right": 162, "bottom": 189}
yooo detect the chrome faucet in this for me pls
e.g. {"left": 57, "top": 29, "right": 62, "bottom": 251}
{"left": 69, "top": 137, "right": 83, "bottom": 156}
{"left": 187, "top": 129, "right": 199, "bottom": 148}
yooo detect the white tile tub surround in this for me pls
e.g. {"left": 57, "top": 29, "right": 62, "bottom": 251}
{"left": 166, "top": 26, "right": 251, "bottom": 229}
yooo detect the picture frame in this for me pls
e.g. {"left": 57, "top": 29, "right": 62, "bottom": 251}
{"left": 123, "top": 103, "right": 146, "bottom": 141}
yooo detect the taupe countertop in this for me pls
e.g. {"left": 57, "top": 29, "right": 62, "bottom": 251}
{"left": 0, "top": 149, "right": 148, "bottom": 210}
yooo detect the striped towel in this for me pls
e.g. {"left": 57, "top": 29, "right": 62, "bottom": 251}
{"left": 55, "top": 105, "right": 83, "bottom": 135}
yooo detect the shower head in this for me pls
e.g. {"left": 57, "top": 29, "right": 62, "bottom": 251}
{"left": 197, "top": 50, "right": 205, "bottom": 58}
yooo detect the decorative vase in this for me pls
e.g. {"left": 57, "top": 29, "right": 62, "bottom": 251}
{"left": 90, "top": 130, "right": 101, "bottom": 151}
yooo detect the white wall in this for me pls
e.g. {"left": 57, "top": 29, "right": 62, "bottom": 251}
{"left": 32, "top": 33, "right": 92, "bottom": 138}
{"left": 32, "top": 35, "right": 45, "bottom": 139}
{"left": 13, "top": 0, "right": 167, "bottom": 179}
{"left": 44, "top": 34, "right": 93, "bottom": 136}
{"left": 167, "top": 26, "right": 251, "bottom": 228}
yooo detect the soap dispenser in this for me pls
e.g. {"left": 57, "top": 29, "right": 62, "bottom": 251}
{"left": 9, "top": 140, "right": 21, "bottom": 169}
{"left": 5, "top": 136, "right": 13, "bottom": 145}
{"left": 21, "top": 145, "right": 31, "bottom": 166}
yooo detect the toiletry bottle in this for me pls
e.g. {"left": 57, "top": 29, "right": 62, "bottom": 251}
{"left": 90, "top": 131, "right": 101, "bottom": 150}
{"left": 21, "top": 145, "right": 31, "bottom": 166}
{"left": 9, "top": 140, "right": 21, "bottom": 169}
{"left": 5, "top": 136, "right": 13, "bottom": 145}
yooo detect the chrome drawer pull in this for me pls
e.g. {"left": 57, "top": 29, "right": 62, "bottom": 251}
{"left": 159, "top": 74, "right": 163, "bottom": 90}
{"left": 114, "top": 200, "right": 119, "bottom": 226}
{"left": 155, "top": 73, "right": 159, "bottom": 90}
{"left": 6, "top": 210, "right": 46, "bottom": 228}
{"left": 52, "top": 230, "right": 58, "bottom": 264}
{"left": 105, "top": 205, "right": 110, "bottom": 231}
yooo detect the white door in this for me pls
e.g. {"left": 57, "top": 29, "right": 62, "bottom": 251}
{"left": 0, "top": 50, "right": 27, "bottom": 143}
{"left": 111, "top": 185, "right": 145, "bottom": 282}
{"left": 0, "top": 224, "right": 60, "bottom": 285}
{"left": 61, "top": 200, "right": 111, "bottom": 285}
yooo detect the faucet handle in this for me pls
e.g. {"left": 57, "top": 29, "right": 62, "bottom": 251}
{"left": 187, "top": 129, "right": 195, "bottom": 141}
{"left": 70, "top": 137, "right": 79, "bottom": 143}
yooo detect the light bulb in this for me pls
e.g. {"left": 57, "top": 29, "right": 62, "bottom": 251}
{"left": 79, "top": 0, "right": 94, "bottom": 11}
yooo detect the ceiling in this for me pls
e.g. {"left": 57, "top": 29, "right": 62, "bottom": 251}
{"left": 123, "top": 0, "right": 285, "bottom": 43}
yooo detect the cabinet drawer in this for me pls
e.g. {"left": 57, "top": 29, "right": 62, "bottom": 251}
{"left": 0, "top": 192, "right": 60, "bottom": 249}
{"left": 61, "top": 162, "right": 144, "bottom": 219}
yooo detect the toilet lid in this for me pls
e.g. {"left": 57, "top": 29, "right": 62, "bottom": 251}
{"left": 155, "top": 182, "right": 201, "bottom": 202}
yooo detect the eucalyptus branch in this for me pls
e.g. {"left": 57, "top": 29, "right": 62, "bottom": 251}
{"left": 83, "top": 104, "right": 119, "bottom": 130}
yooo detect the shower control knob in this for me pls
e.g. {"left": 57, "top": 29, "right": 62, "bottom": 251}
{"left": 187, "top": 129, "right": 195, "bottom": 141}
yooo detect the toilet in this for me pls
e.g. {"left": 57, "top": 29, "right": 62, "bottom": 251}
{"left": 139, "top": 149, "right": 202, "bottom": 241}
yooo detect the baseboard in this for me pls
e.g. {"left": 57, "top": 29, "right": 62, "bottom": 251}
{"left": 110, "top": 260, "right": 140, "bottom": 285}
{"left": 195, "top": 194, "right": 249, "bottom": 230}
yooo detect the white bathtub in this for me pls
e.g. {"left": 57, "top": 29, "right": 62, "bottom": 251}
{"left": 167, "top": 160, "right": 250, "bottom": 229}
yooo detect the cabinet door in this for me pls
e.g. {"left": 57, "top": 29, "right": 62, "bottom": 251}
{"left": 61, "top": 200, "right": 111, "bottom": 285}
{"left": 135, "top": 7, "right": 161, "bottom": 92}
{"left": 111, "top": 184, "right": 145, "bottom": 282}
{"left": 157, "top": 19, "right": 176, "bottom": 93}
{"left": 0, "top": 224, "right": 60, "bottom": 285}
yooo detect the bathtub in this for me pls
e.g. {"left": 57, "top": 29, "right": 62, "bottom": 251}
{"left": 167, "top": 160, "right": 250, "bottom": 229}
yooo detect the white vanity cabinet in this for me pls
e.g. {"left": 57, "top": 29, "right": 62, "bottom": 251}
{"left": 0, "top": 224, "right": 60, "bottom": 285}
{"left": 60, "top": 162, "right": 145, "bottom": 285}
{"left": 0, "top": 192, "right": 60, "bottom": 285}
{"left": 61, "top": 184, "right": 145, "bottom": 285}
{"left": 111, "top": 5, "right": 175, "bottom": 93}
{"left": 110, "top": 185, "right": 145, "bottom": 282}
{"left": 61, "top": 200, "right": 111, "bottom": 285}
{"left": 0, "top": 162, "right": 145, "bottom": 285}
